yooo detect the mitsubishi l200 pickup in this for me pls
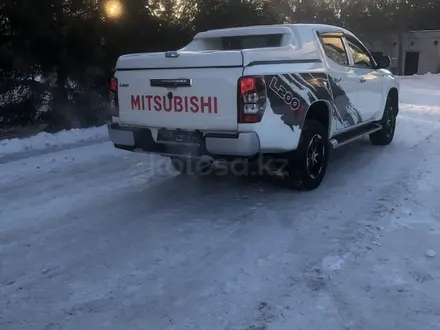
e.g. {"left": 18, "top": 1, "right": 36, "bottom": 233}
{"left": 108, "top": 23, "right": 399, "bottom": 190}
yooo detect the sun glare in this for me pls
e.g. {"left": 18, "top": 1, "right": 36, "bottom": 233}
{"left": 105, "top": 0, "right": 123, "bottom": 18}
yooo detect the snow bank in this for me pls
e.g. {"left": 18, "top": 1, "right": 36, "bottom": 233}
{"left": 397, "top": 72, "right": 440, "bottom": 80}
{"left": 0, "top": 125, "right": 108, "bottom": 158}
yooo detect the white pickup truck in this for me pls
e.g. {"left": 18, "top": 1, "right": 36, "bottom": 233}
{"left": 108, "top": 23, "right": 399, "bottom": 190}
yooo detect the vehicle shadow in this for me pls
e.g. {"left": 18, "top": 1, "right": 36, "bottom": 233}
{"left": 100, "top": 137, "right": 377, "bottom": 222}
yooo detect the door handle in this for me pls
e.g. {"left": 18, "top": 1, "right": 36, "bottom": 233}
{"left": 359, "top": 78, "right": 366, "bottom": 83}
{"left": 333, "top": 77, "right": 342, "bottom": 82}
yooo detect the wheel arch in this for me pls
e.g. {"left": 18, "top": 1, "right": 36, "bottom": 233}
{"left": 387, "top": 87, "right": 399, "bottom": 115}
{"left": 303, "top": 100, "right": 333, "bottom": 139}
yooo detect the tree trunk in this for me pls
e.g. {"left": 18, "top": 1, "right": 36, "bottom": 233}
{"left": 397, "top": 29, "right": 404, "bottom": 75}
{"left": 51, "top": 68, "right": 72, "bottom": 130}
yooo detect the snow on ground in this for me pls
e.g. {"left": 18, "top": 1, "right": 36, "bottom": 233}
{"left": 0, "top": 125, "right": 108, "bottom": 158}
{"left": 1, "top": 74, "right": 440, "bottom": 330}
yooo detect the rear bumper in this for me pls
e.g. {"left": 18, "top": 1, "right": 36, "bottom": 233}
{"left": 107, "top": 123, "right": 260, "bottom": 158}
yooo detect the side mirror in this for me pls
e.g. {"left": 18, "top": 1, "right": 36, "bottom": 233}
{"left": 374, "top": 55, "right": 391, "bottom": 69}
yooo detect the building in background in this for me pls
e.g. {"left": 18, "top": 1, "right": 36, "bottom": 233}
{"left": 364, "top": 30, "right": 440, "bottom": 75}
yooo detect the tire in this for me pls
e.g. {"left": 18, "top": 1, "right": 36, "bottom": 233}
{"left": 170, "top": 156, "right": 212, "bottom": 176}
{"left": 286, "top": 120, "right": 329, "bottom": 191}
{"left": 369, "top": 96, "right": 397, "bottom": 146}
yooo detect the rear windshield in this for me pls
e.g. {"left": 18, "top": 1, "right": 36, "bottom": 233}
{"left": 221, "top": 34, "right": 283, "bottom": 50}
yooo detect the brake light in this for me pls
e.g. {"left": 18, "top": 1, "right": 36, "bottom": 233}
{"left": 109, "top": 76, "right": 119, "bottom": 117}
{"left": 237, "top": 76, "right": 267, "bottom": 123}
{"left": 240, "top": 77, "right": 255, "bottom": 94}
{"left": 110, "top": 77, "right": 118, "bottom": 93}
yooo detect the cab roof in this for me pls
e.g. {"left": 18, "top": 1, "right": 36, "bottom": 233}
{"left": 194, "top": 23, "right": 356, "bottom": 39}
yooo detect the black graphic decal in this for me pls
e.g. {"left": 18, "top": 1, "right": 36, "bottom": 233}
{"left": 266, "top": 75, "right": 309, "bottom": 131}
{"left": 268, "top": 77, "right": 301, "bottom": 111}
{"left": 285, "top": 74, "right": 305, "bottom": 91}
{"left": 265, "top": 72, "right": 363, "bottom": 131}
{"left": 290, "top": 74, "right": 318, "bottom": 105}
{"left": 297, "top": 73, "right": 344, "bottom": 124}
{"left": 327, "top": 76, "right": 362, "bottom": 126}
{"left": 298, "top": 73, "right": 331, "bottom": 100}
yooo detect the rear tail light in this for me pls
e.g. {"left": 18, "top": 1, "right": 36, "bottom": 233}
{"left": 110, "top": 77, "right": 118, "bottom": 93}
{"left": 237, "top": 76, "right": 267, "bottom": 123}
{"left": 109, "top": 76, "right": 119, "bottom": 117}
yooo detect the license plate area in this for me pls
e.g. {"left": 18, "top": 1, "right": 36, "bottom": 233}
{"left": 157, "top": 128, "right": 202, "bottom": 145}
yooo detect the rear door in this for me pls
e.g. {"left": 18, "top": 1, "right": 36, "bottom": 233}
{"left": 115, "top": 51, "right": 243, "bottom": 131}
{"left": 344, "top": 34, "right": 385, "bottom": 121}
{"left": 318, "top": 32, "right": 363, "bottom": 131}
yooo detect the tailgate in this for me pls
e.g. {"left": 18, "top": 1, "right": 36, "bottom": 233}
{"left": 115, "top": 51, "right": 244, "bottom": 131}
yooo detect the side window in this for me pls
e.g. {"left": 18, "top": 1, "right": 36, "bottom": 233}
{"left": 320, "top": 36, "right": 349, "bottom": 66}
{"left": 345, "top": 36, "right": 373, "bottom": 69}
